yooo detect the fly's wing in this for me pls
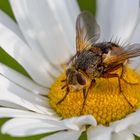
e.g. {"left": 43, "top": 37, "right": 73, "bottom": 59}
{"left": 103, "top": 44, "right": 140, "bottom": 65}
{"left": 76, "top": 11, "right": 101, "bottom": 53}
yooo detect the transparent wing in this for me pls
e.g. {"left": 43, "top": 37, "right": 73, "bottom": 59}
{"left": 76, "top": 11, "right": 101, "bottom": 52}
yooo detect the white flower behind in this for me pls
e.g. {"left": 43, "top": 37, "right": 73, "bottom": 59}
{"left": 0, "top": 0, "right": 140, "bottom": 140}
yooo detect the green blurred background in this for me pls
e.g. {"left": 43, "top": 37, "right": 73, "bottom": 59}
{"left": 0, "top": 0, "right": 139, "bottom": 140}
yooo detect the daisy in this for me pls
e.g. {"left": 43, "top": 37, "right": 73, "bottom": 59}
{"left": 0, "top": 0, "right": 140, "bottom": 140}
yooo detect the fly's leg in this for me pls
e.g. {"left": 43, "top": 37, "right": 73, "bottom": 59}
{"left": 56, "top": 79, "right": 70, "bottom": 105}
{"left": 57, "top": 87, "right": 70, "bottom": 105}
{"left": 61, "top": 79, "right": 66, "bottom": 82}
{"left": 103, "top": 73, "right": 134, "bottom": 108}
{"left": 80, "top": 79, "right": 96, "bottom": 115}
{"left": 103, "top": 62, "right": 137, "bottom": 86}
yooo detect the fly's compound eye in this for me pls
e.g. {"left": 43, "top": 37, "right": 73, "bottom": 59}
{"left": 76, "top": 73, "right": 86, "bottom": 85}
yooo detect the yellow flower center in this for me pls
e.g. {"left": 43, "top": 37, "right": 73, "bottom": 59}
{"left": 48, "top": 67, "right": 140, "bottom": 125}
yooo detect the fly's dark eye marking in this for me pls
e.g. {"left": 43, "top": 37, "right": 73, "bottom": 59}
{"left": 76, "top": 73, "right": 86, "bottom": 85}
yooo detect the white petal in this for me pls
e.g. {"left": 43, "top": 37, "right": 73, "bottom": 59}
{"left": 111, "top": 109, "right": 140, "bottom": 133}
{"left": 0, "top": 10, "right": 24, "bottom": 39}
{"left": 87, "top": 125, "right": 112, "bottom": 140}
{"left": 112, "top": 130, "right": 135, "bottom": 140}
{"left": 41, "top": 130, "right": 82, "bottom": 140}
{"left": 133, "top": 25, "right": 140, "bottom": 44}
{"left": 132, "top": 8, "right": 140, "bottom": 43}
{"left": 0, "top": 63, "right": 48, "bottom": 95}
{"left": 0, "top": 75, "right": 55, "bottom": 115}
{"left": 0, "top": 101, "right": 26, "bottom": 110}
{"left": 0, "top": 22, "right": 55, "bottom": 87}
{"left": 63, "top": 115, "right": 96, "bottom": 130}
{"left": 129, "top": 123, "right": 140, "bottom": 137}
{"left": 2, "top": 118, "right": 67, "bottom": 136}
{"left": 130, "top": 18, "right": 140, "bottom": 70}
{"left": 0, "top": 107, "right": 59, "bottom": 120}
{"left": 133, "top": 61, "right": 140, "bottom": 73}
{"left": 64, "top": 0, "right": 80, "bottom": 26}
{"left": 96, "top": 0, "right": 140, "bottom": 43}
{"left": 10, "top": 0, "right": 80, "bottom": 65}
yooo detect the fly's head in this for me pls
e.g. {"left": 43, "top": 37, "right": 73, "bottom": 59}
{"left": 66, "top": 67, "right": 87, "bottom": 91}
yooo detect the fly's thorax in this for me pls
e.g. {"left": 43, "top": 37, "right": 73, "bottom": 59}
{"left": 74, "top": 50, "right": 102, "bottom": 78}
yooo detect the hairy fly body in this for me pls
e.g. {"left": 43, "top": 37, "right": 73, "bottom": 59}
{"left": 57, "top": 11, "right": 140, "bottom": 114}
